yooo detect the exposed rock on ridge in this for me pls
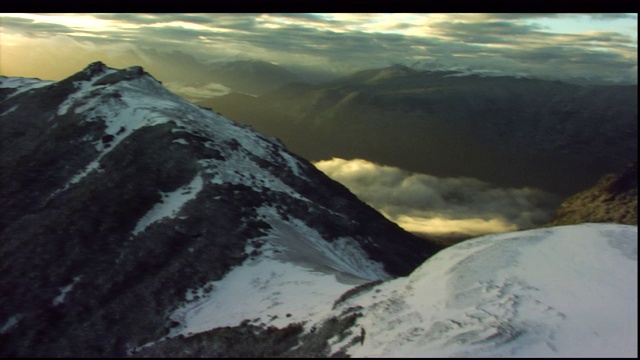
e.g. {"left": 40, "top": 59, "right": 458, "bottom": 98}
{"left": 549, "top": 162, "right": 638, "bottom": 226}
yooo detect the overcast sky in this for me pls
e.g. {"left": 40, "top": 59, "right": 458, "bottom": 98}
{"left": 0, "top": 13, "right": 637, "bottom": 84}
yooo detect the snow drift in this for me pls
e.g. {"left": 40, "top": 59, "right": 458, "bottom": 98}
{"left": 328, "top": 223, "right": 637, "bottom": 357}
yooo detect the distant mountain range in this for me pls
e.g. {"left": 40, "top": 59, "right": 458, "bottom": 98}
{"left": 202, "top": 65, "right": 638, "bottom": 196}
{"left": 207, "top": 60, "right": 303, "bottom": 96}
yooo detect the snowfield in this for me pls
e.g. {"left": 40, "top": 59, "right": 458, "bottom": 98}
{"left": 163, "top": 204, "right": 389, "bottom": 341}
{"left": 132, "top": 173, "right": 204, "bottom": 236}
{"left": 139, "top": 223, "right": 637, "bottom": 357}
{"left": 0, "top": 75, "right": 55, "bottom": 98}
{"left": 333, "top": 223, "right": 637, "bottom": 357}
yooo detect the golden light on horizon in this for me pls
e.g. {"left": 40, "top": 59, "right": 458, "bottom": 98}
{"left": 1, "top": 13, "right": 124, "bottom": 33}
{"left": 390, "top": 214, "right": 519, "bottom": 237}
{"left": 0, "top": 32, "right": 144, "bottom": 80}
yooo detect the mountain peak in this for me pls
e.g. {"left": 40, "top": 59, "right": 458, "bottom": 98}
{"left": 83, "top": 60, "right": 109, "bottom": 75}
{"left": 67, "top": 62, "right": 155, "bottom": 88}
{"left": 0, "top": 64, "right": 439, "bottom": 357}
{"left": 124, "top": 65, "right": 146, "bottom": 76}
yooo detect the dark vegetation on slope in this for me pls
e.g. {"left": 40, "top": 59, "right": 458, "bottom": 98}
{"left": 131, "top": 307, "right": 365, "bottom": 358}
{"left": 549, "top": 162, "right": 638, "bottom": 226}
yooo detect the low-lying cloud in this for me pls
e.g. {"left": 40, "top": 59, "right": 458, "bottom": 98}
{"left": 165, "top": 82, "right": 233, "bottom": 102}
{"left": 314, "top": 158, "right": 562, "bottom": 242}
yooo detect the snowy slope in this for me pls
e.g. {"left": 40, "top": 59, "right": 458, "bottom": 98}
{"left": 162, "top": 204, "right": 389, "bottom": 338}
{"left": 44, "top": 63, "right": 305, "bottom": 194}
{"left": 323, "top": 223, "right": 637, "bottom": 357}
{"left": 49, "top": 64, "right": 395, "bottom": 281}
{"left": 131, "top": 223, "right": 637, "bottom": 358}
{"left": 1, "top": 62, "right": 390, "bottom": 278}
{"left": 0, "top": 75, "right": 54, "bottom": 97}
{"left": 131, "top": 204, "right": 389, "bottom": 352}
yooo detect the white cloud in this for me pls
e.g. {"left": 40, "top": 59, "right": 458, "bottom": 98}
{"left": 314, "top": 158, "right": 561, "bottom": 240}
{"left": 391, "top": 214, "right": 518, "bottom": 237}
{"left": 165, "top": 82, "right": 232, "bottom": 101}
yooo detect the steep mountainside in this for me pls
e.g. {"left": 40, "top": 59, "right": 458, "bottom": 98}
{"left": 203, "top": 65, "right": 638, "bottom": 196}
{"left": 549, "top": 162, "right": 638, "bottom": 226}
{"left": 0, "top": 62, "right": 439, "bottom": 357}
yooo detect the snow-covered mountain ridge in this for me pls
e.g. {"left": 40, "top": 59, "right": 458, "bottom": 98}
{"left": 0, "top": 62, "right": 438, "bottom": 357}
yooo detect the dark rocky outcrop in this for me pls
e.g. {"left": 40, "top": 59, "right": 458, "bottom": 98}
{"left": 548, "top": 162, "right": 638, "bottom": 226}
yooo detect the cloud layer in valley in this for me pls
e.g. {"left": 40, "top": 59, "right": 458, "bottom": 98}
{"left": 314, "top": 158, "right": 562, "bottom": 242}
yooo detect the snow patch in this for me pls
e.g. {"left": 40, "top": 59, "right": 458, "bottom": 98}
{"left": 255, "top": 205, "right": 389, "bottom": 281}
{"left": 159, "top": 204, "right": 389, "bottom": 345}
{"left": 56, "top": 69, "right": 118, "bottom": 115}
{"left": 280, "top": 151, "right": 305, "bottom": 177}
{"left": 48, "top": 68, "right": 309, "bottom": 199}
{"left": 64, "top": 160, "right": 103, "bottom": 189}
{"left": 52, "top": 276, "right": 82, "bottom": 306}
{"left": 200, "top": 151, "right": 306, "bottom": 201}
{"left": 132, "top": 173, "right": 204, "bottom": 236}
{"left": 0, "top": 314, "right": 23, "bottom": 334}
{"left": 0, "top": 76, "right": 54, "bottom": 99}
{"left": 52, "top": 77, "right": 197, "bottom": 194}
{"left": 166, "top": 256, "right": 360, "bottom": 340}
{"left": 1, "top": 104, "right": 19, "bottom": 116}
{"left": 172, "top": 138, "right": 189, "bottom": 145}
